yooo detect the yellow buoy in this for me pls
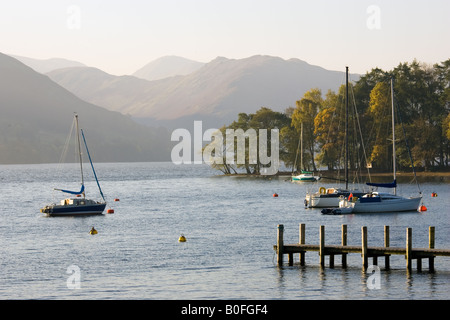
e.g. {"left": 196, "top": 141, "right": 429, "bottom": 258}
{"left": 178, "top": 235, "right": 186, "bottom": 242}
{"left": 90, "top": 227, "right": 98, "bottom": 235}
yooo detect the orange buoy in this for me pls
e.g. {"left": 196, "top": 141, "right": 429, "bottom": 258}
{"left": 273, "top": 193, "right": 278, "bottom": 197}
{"left": 431, "top": 192, "right": 437, "bottom": 197}
{"left": 419, "top": 205, "right": 427, "bottom": 212}
{"left": 107, "top": 208, "right": 114, "bottom": 214}
{"left": 114, "top": 198, "right": 120, "bottom": 201}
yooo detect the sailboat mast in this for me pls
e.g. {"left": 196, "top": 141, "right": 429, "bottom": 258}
{"left": 74, "top": 113, "right": 84, "bottom": 195}
{"left": 345, "top": 67, "right": 349, "bottom": 190}
{"left": 391, "top": 78, "right": 397, "bottom": 195}
{"left": 300, "top": 122, "right": 303, "bottom": 172}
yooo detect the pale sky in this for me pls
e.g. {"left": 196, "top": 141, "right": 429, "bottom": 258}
{"left": 1, "top": 0, "right": 449, "bottom": 75}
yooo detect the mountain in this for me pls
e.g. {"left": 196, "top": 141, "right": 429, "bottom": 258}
{"left": 11, "top": 54, "right": 86, "bottom": 73}
{"left": 133, "top": 56, "right": 205, "bottom": 81}
{"left": 47, "top": 55, "right": 359, "bottom": 129}
{"left": 0, "top": 53, "right": 171, "bottom": 164}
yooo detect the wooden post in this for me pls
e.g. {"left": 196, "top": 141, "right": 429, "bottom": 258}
{"left": 342, "top": 224, "right": 347, "bottom": 268}
{"left": 406, "top": 227, "right": 412, "bottom": 272}
{"left": 299, "top": 223, "right": 306, "bottom": 266}
{"left": 417, "top": 257, "right": 422, "bottom": 272}
{"left": 362, "top": 226, "right": 368, "bottom": 270}
{"left": 277, "top": 224, "right": 284, "bottom": 266}
{"left": 384, "top": 226, "right": 390, "bottom": 270}
{"left": 319, "top": 225, "right": 325, "bottom": 267}
{"left": 429, "top": 226, "right": 435, "bottom": 272}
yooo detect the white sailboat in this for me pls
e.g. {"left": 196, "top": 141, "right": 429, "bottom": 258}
{"left": 292, "top": 122, "right": 320, "bottom": 182}
{"left": 339, "top": 79, "right": 422, "bottom": 213}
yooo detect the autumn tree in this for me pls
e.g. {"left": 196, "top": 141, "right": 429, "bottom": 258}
{"left": 291, "top": 89, "right": 322, "bottom": 171}
{"left": 314, "top": 89, "right": 342, "bottom": 170}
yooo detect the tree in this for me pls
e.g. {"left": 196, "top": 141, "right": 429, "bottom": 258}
{"left": 291, "top": 89, "right": 322, "bottom": 171}
{"left": 392, "top": 60, "right": 449, "bottom": 170}
{"left": 367, "top": 82, "right": 392, "bottom": 171}
{"left": 204, "top": 107, "right": 289, "bottom": 175}
{"left": 314, "top": 89, "right": 341, "bottom": 170}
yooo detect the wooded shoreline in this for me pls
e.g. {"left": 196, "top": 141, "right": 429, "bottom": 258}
{"left": 222, "top": 170, "right": 450, "bottom": 181}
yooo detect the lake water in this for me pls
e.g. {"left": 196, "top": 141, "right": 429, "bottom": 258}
{"left": 1, "top": 162, "right": 449, "bottom": 300}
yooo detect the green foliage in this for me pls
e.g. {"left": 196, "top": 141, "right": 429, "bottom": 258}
{"left": 206, "top": 59, "right": 450, "bottom": 174}
{"left": 204, "top": 108, "right": 289, "bottom": 174}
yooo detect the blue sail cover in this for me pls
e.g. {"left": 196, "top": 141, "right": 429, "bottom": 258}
{"left": 56, "top": 184, "right": 85, "bottom": 195}
{"left": 366, "top": 180, "right": 397, "bottom": 188}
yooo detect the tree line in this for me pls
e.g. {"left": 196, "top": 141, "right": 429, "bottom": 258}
{"left": 204, "top": 59, "right": 450, "bottom": 174}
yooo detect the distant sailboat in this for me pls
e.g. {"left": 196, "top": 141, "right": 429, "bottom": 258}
{"left": 40, "top": 114, "right": 106, "bottom": 216}
{"left": 338, "top": 78, "right": 422, "bottom": 213}
{"left": 292, "top": 122, "right": 320, "bottom": 182}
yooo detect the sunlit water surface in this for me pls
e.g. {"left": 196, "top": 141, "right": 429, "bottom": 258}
{"left": 1, "top": 162, "right": 449, "bottom": 299}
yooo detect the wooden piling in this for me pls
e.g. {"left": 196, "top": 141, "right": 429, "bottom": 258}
{"left": 277, "top": 224, "right": 284, "bottom": 266}
{"left": 288, "top": 252, "right": 293, "bottom": 266}
{"left": 417, "top": 257, "right": 422, "bottom": 272}
{"left": 299, "top": 223, "right": 305, "bottom": 266}
{"left": 362, "top": 226, "right": 368, "bottom": 270}
{"left": 384, "top": 225, "right": 390, "bottom": 270}
{"left": 406, "top": 228, "right": 412, "bottom": 271}
{"left": 342, "top": 224, "right": 347, "bottom": 268}
{"left": 319, "top": 225, "right": 325, "bottom": 267}
{"left": 429, "top": 226, "right": 435, "bottom": 272}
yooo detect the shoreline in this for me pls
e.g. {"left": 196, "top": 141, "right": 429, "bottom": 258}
{"left": 224, "top": 170, "right": 450, "bottom": 177}
{"left": 221, "top": 170, "right": 450, "bottom": 182}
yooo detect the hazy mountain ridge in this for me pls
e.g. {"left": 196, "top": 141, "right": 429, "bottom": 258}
{"left": 132, "top": 55, "right": 205, "bottom": 81}
{"left": 1, "top": 52, "right": 360, "bottom": 163}
{"left": 47, "top": 55, "right": 359, "bottom": 129}
{"left": 11, "top": 54, "right": 87, "bottom": 73}
{"left": 0, "top": 53, "right": 171, "bottom": 164}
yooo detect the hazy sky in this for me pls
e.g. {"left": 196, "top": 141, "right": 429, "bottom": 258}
{"left": 1, "top": 0, "right": 449, "bottom": 75}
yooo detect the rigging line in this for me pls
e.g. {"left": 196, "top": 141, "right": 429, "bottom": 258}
{"left": 58, "top": 116, "right": 76, "bottom": 166}
{"left": 394, "top": 91, "right": 422, "bottom": 194}
{"left": 54, "top": 116, "right": 76, "bottom": 198}
{"left": 349, "top": 80, "right": 372, "bottom": 183}
{"left": 81, "top": 129, "right": 106, "bottom": 202}
{"left": 333, "top": 89, "right": 345, "bottom": 181}
{"left": 292, "top": 130, "right": 301, "bottom": 173}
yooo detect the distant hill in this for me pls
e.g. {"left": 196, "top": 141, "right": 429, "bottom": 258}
{"left": 133, "top": 56, "right": 205, "bottom": 81}
{"left": 0, "top": 53, "right": 171, "bottom": 164}
{"left": 11, "top": 54, "right": 86, "bottom": 73}
{"left": 47, "top": 55, "right": 359, "bottom": 129}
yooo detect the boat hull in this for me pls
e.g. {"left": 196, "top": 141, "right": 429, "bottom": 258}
{"left": 340, "top": 196, "right": 422, "bottom": 213}
{"left": 308, "top": 194, "right": 342, "bottom": 207}
{"left": 292, "top": 173, "right": 320, "bottom": 182}
{"left": 292, "top": 176, "right": 318, "bottom": 182}
{"left": 306, "top": 191, "right": 365, "bottom": 208}
{"left": 41, "top": 202, "right": 106, "bottom": 216}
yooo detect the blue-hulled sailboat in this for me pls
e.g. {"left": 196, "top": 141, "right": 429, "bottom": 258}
{"left": 41, "top": 114, "right": 106, "bottom": 216}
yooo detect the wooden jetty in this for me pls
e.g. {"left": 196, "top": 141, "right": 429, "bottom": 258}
{"left": 274, "top": 224, "right": 450, "bottom": 272}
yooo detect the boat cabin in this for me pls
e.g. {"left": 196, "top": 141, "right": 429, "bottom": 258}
{"left": 60, "top": 198, "right": 97, "bottom": 206}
